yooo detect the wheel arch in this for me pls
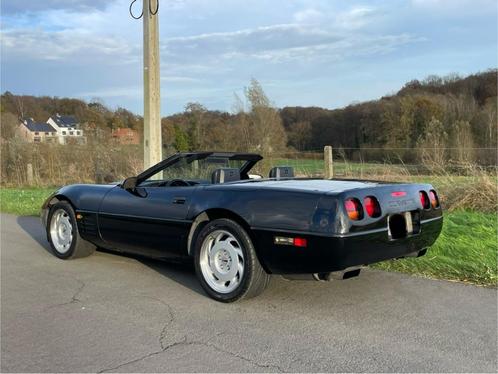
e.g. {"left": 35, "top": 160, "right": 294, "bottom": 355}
{"left": 45, "top": 194, "right": 76, "bottom": 211}
{"left": 187, "top": 208, "right": 253, "bottom": 257}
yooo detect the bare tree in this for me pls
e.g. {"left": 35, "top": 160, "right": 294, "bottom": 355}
{"left": 244, "top": 79, "right": 287, "bottom": 154}
{"left": 416, "top": 117, "right": 448, "bottom": 168}
{"left": 452, "top": 120, "right": 475, "bottom": 164}
{"left": 0, "top": 112, "right": 20, "bottom": 140}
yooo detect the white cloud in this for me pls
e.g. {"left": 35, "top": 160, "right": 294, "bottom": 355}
{"left": 1, "top": 28, "right": 139, "bottom": 64}
{"left": 161, "top": 23, "right": 420, "bottom": 65}
{"left": 78, "top": 86, "right": 141, "bottom": 99}
{"left": 335, "top": 6, "right": 376, "bottom": 29}
{"left": 160, "top": 76, "right": 202, "bottom": 83}
{"left": 1, "top": 0, "right": 112, "bottom": 14}
{"left": 411, "top": 0, "right": 497, "bottom": 13}
{"left": 294, "top": 9, "right": 324, "bottom": 24}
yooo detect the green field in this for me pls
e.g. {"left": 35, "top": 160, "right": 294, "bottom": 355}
{"left": 1, "top": 187, "right": 496, "bottom": 286}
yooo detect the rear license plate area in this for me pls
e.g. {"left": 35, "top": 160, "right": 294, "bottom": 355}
{"left": 388, "top": 211, "right": 420, "bottom": 240}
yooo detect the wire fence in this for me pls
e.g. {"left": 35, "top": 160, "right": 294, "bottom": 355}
{"left": 1, "top": 141, "right": 496, "bottom": 187}
{"left": 261, "top": 148, "right": 497, "bottom": 178}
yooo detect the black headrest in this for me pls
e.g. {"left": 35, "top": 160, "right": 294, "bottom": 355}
{"left": 269, "top": 166, "right": 294, "bottom": 179}
{"left": 211, "top": 168, "right": 241, "bottom": 184}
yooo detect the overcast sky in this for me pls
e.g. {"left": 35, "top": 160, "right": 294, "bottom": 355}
{"left": 1, "top": 0, "right": 496, "bottom": 115}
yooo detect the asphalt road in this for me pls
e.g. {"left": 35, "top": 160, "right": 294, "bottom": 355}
{"left": 1, "top": 213, "right": 496, "bottom": 373}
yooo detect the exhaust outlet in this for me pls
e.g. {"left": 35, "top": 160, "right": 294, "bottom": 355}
{"left": 281, "top": 267, "right": 362, "bottom": 282}
{"left": 400, "top": 248, "right": 428, "bottom": 259}
{"left": 329, "top": 267, "right": 362, "bottom": 280}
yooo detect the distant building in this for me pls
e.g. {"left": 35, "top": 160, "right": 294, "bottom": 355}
{"left": 46, "top": 114, "right": 85, "bottom": 144}
{"left": 111, "top": 127, "right": 140, "bottom": 145}
{"left": 18, "top": 118, "right": 58, "bottom": 143}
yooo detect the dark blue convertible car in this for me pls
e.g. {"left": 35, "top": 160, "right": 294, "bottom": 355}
{"left": 42, "top": 152, "right": 443, "bottom": 302}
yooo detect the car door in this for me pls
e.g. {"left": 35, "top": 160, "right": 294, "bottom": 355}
{"left": 98, "top": 184, "right": 195, "bottom": 259}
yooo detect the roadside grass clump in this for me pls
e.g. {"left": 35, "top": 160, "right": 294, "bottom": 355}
{"left": 372, "top": 210, "right": 497, "bottom": 287}
{"left": 429, "top": 165, "right": 497, "bottom": 213}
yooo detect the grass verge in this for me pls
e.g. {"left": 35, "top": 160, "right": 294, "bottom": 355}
{"left": 1, "top": 188, "right": 496, "bottom": 286}
{"left": 0, "top": 187, "right": 55, "bottom": 216}
{"left": 372, "top": 210, "right": 497, "bottom": 287}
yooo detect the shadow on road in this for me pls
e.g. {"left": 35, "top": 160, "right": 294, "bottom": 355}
{"left": 16, "top": 216, "right": 53, "bottom": 254}
{"left": 16, "top": 215, "right": 206, "bottom": 297}
{"left": 98, "top": 247, "right": 206, "bottom": 297}
{"left": 139, "top": 258, "right": 205, "bottom": 296}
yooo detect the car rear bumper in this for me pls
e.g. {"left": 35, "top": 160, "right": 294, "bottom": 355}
{"left": 252, "top": 216, "right": 443, "bottom": 274}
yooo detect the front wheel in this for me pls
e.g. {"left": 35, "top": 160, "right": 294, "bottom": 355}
{"left": 47, "top": 201, "right": 96, "bottom": 259}
{"left": 194, "top": 218, "right": 270, "bottom": 302}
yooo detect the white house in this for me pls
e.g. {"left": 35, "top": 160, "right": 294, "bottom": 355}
{"left": 18, "top": 118, "right": 58, "bottom": 143}
{"left": 46, "top": 114, "right": 86, "bottom": 144}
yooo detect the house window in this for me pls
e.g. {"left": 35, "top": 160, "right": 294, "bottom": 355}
{"left": 34, "top": 132, "right": 39, "bottom": 135}
{"left": 34, "top": 137, "right": 41, "bottom": 142}
{"left": 76, "top": 131, "right": 80, "bottom": 135}
{"left": 62, "top": 131, "right": 66, "bottom": 135}
{"left": 45, "top": 132, "right": 50, "bottom": 135}
{"left": 69, "top": 131, "right": 74, "bottom": 135}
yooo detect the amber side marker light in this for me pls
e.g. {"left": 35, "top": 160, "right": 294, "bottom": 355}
{"left": 345, "top": 198, "right": 363, "bottom": 220}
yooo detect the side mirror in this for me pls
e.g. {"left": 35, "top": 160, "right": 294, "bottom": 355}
{"left": 121, "top": 176, "right": 138, "bottom": 191}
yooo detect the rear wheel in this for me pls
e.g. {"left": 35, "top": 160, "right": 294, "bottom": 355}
{"left": 194, "top": 218, "right": 270, "bottom": 302}
{"left": 47, "top": 201, "right": 96, "bottom": 259}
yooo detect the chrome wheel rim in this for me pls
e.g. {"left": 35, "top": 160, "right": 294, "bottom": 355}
{"left": 199, "top": 230, "right": 245, "bottom": 294}
{"left": 49, "top": 209, "right": 73, "bottom": 254}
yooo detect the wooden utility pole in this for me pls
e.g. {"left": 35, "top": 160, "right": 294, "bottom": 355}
{"left": 143, "top": 0, "right": 162, "bottom": 169}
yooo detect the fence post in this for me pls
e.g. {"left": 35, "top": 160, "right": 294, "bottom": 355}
{"left": 324, "top": 146, "right": 333, "bottom": 179}
{"left": 27, "top": 163, "right": 34, "bottom": 185}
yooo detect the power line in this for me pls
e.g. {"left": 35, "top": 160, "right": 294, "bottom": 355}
{"left": 129, "top": 0, "right": 143, "bottom": 19}
{"left": 150, "top": 0, "right": 159, "bottom": 15}
{"left": 129, "top": 0, "right": 159, "bottom": 19}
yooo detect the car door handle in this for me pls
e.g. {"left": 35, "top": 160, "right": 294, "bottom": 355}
{"left": 172, "top": 197, "right": 186, "bottom": 204}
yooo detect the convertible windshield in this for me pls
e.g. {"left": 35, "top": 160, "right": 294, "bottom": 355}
{"left": 139, "top": 153, "right": 261, "bottom": 186}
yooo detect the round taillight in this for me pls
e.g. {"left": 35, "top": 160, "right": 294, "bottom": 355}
{"left": 345, "top": 198, "right": 363, "bottom": 221}
{"left": 419, "top": 191, "right": 430, "bottom": 209}
{"left": 364, "top": 196, "right": 381, "bottom": 217}
{"left": 429, "top": 190, "right": 440, "bottom": 208}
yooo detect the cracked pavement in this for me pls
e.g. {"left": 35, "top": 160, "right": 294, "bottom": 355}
{"left": 1, "top": 213, "right": 497, "bottom": 372}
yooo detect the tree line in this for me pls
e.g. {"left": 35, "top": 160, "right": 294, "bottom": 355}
{"left": 1, "top": 70, "right": 496, "bottom": 165}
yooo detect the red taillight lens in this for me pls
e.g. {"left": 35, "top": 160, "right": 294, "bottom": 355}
{"left": 419, "top": 191, "right": 430, "bottom": 209}
{"left": 429, "top": 190, "right": 440, "bottom": 208}
{"left": 345, "top": 198, "right": 363, "bottom": 220}
{"left": 364, "top": 196, "right": 381, "bottom": 217}
{"left": 293, "top": 238, "right": 307, "bottom": 247}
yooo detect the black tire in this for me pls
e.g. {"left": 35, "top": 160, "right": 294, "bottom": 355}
{"left": 194, "top": 218, "right": 270, "bottom": 302}
{"left": 46, "top": 201, "right": 96, "bottom": 260}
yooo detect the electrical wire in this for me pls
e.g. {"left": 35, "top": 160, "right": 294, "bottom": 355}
{"left": 150, "top": 0, "right": 159, "bottom": 15}
{"left": 129, "top": 0, "right": 159, "bottom": 19}
{"left": 129, "top": 0, "right": 143, "bottom": 19}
